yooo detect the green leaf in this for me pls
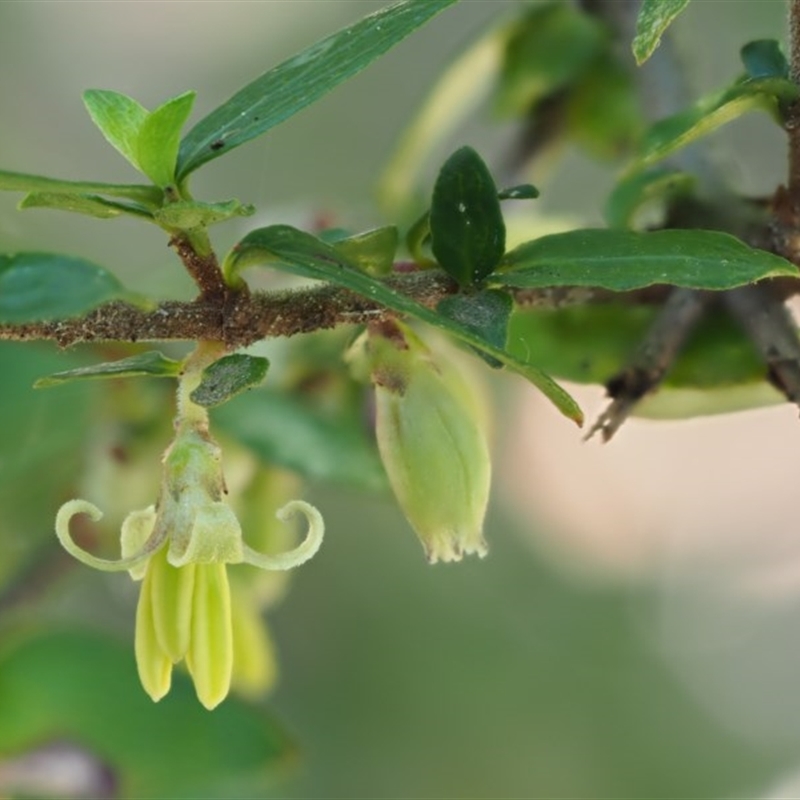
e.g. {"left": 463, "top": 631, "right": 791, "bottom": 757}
{"left": 176, "top": 0, "right": 459, "bottom": 180}
{"left": 153, "top": 198, "right": 254, "bottom": 231}
{"left": 0, "top": 169, "right": 162, "bottom": 206}
{"left": 507, "top": 304, "right": 764, "bottom": 388}
{"left": 18, "top": 192, "right": 153, "bottom": 220}
{"left": 496, "top": 229, "right": 798, "bottom": 292}
{"left": 632, "top": 0, "right": 691, "bottom": 65}
{"left": 604, "top": 168, "right": 696, "bottom": 229}
{"left": 497, "top": 184, "right": 540, "bottom": 201}
{"left": 741, "top": 39, "right": 789, "bottom": 80}
{"left": 190, "top": 354, "right": 269, "bottom": 408}
{"left": 495, "top": 2, "right": 607, "bottom": 116}
{"left": 437, "top": 289, "right": 513, "bottom": 367}
{"left": 224, "top": 225, "right": 582, "bottom": 424}
{"left": 137, "top": 91, "right": 196, "bottom": 187}
{"left": 328, "top": 226, "right": 399, "bottom": 277}
{"left": 0, "top": 252, "right": 130, "bottom": 323}
{"left": 633, "top": 77, "right": 799, "bottom": 170}
{"left": 214, "top": 387, "right": 387, "bottom": 490}
{"left": 430, "top": 146, "right": 505, "bottom": 287}
{"left": 0, "top": 629, "right": 295, "bottom": 798}
{"left": 83, "top": 89, "right": 149, "bottom": 171}
{"left": 34, "top": 351, "right": 181, "bottom": 388}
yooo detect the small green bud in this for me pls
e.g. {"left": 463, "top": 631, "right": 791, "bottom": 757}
{"left": 365, "top": 322, "right": 492, "bottom": 564}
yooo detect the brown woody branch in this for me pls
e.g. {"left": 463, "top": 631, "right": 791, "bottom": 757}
{"left": 0, "top": 272, "right": 603, "bottom": 350}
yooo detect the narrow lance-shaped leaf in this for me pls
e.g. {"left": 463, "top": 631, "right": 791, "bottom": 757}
{"left": 223, "top": 225, "right": 583, "bottom": 424}
{"left": 35, "top": 351, "right": 182, "bottom": 388}
{"left": 430, "top": 146, "right": 506, "bottom": 287}
{"left": 83, "top": 89, "right": 149, "bottom": 171}
{"left": 632, "top": 76, "right": 799, "bottom": 171}
{"left": 176, "top": 0, "right": 459, "bottom": 180}
{"left": 604, "top": 168, "right": 695, "bottom": 229}
{"left": 495, "top": 228, "right": 799, "bottom": 292}
{"left": 632, "top": 0, "right": 691, "bottom": 65}
{"left": 0, "top": 252, "right": 131, "bottom": 323}
{"left": 18, "top": 192, "right": 154, "bottom": 221}
{"left": 137, "top": 91, "right": 196, "bottom": 187}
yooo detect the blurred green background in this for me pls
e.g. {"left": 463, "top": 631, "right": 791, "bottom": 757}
{"left": 2, "top": 2, "right": 800, "bottom": 798}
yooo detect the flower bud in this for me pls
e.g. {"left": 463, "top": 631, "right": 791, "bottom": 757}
{"left": 366, "top": 322, "right": 492, "bottom": 563}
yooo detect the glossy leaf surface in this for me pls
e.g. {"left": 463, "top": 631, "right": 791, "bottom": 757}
{"left": 176, "top": 0, "right": 458, "bottom": 179}
{"left": 632, "top": 0, "right": 691, "bottom": 65}
{"left": 430, "top": 146, "right": 505, "bottom": 287}
{"left": 0, "top": 252, "right": 129, "bottom": 322}
{"left": 496, "top": 229, "right": 798, "bottom": 292}
{"left": 35, "top": 351, "right": 182, "bottom": 388}
{"left": 224, "top": 225, "right": 582, "bottom": 423}
{"left": 190, "top": 354, "right": 269, "bottom": 408}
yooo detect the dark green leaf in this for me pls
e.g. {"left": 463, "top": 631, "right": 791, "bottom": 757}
{"left": 137, "top": 91, "right": 196, "bottom": 187}
{"left": 497, "top": 184, "right": 540, "bottom": 201}
{"left": 0, "top": 629, "right": 295, "bottom": 798}
{"left": 0, "top": 169, "right": 162, "bottom": 206}
{"left": 437, "top": 289, "right": 513, "bottom": 367}
{"left": 604, "top": 168, "right": 696, "bottom": 229}
{"left": 153, "top": 198, "right": 254, "bottom": 231}
{"left": 633, "top": 77, "right": 799, "bottom": 169}
{"left": 496, "top": 229, "right": 798, "bottom": 292}
{"left": 214, "top": 387, "right": 387, "bottom": 490}
{"left": 329, "top": 226, "right": 399, "bottom": 277}
{"left": 0, "top": 252, "right": 130, "bottom": 323}
{"left": 18, "top": 192, "right": 153, "bottom": 220}
{"left": 495, "top": 2, "right": 607, "bottom": 116}
{"left": 430, "top": 146, "right": 505, "bottom": 287}
{"left": 83, "top": 89, "right": 148, "bottom": 171}
{"left": 190, "top": 354, "right": 269, "bottom": 408}
{"left": 224, "top": 225, "right": 582, "bottom": 424}
{"left": 632, "top": 0, "right": 691, "bottom": 65}
{"left": 34, "top": 351, "right": 181, "bottom": 388}
{"left": 176, "top": 0, "right": 459, "bottom": 179}
{"left": 741, "top": 39, "right": 788, "bottom": 80}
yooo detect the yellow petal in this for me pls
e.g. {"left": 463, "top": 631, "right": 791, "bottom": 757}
{"left": 149, "top": 546, "right": 196, "bottom": 663}
{"left": 230, "top": 584, "right": 278, "bottom": 698}
{"left": 134, "top": 565, "right": 172, "bottom": 702}
{"left": 187, "top": 562, "right": 233, "bottom": 710}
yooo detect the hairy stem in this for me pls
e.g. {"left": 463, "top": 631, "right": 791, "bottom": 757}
{"left": 787, "top": 0, "right": 800, "bottom": 202}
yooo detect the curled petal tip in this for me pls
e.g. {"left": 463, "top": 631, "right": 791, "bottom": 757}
{"left": 242, "top": 500, "right": 324, "bottom": 571}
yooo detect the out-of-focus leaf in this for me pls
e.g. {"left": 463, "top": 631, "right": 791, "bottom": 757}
{"left": 0, "top": 629, "right": 295, "bottom": 799}
{"left": 497, "top": 184, "right": 540, "bottom": 201}
{"left": 632, "top": 77, "right": 799, "bottom": 170}
{"left": 565, "top": 55, "right": 643, "bottom": 159}
{"left": 214, "top": 388, "right": 387, "bottom": 490}
{"left": 329, "top": 226, "right": 399, "bottom": 277}
{"left": 430, "top": 146, "right": 505, "bottom": 287}
{"left": 153, "top": 199, "right": 254, "bottom": 231}
{"left": 190, "top": 354, "right": 269, "bottom": 408}
{"left": 632, "top": 0, "right": 691, "bottom": 65}
{"left": 34, "top": 351, "right": 181, "bottom": 388}
{"left": 0, "top": 252, "right": 130, "bottom": 322}
{"left": 136, "top": 91, "right": 196, "bottom": 187}
{"left": 0, "top": 169, "right": 162, "bottom": 206}
{"left": 496, "top": 229, "right": 798, "bottom": 291}
{"left": 604, "top": 168, "right": 696, "bottom": 229}
{"left": 18, "top": 192, "right": 153, "bottom": 220}
{"left": 224, "top": 225, "right": 582, "bottom": 424}
{"left": 176, "top": 0, "right": 459, "bottom": 179}
{"left": 495, "top": 2, "right": 607, "bottom": 116}
{"left": 741, "top": 39, "right": 788, "bottom": 80}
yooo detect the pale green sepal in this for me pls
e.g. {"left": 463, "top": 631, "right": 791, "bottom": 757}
{"left": 135, "top": 564, "right": 173, "bottom": 702}
{"left": 241, "top": 500, "right": 324, "bottom": 571}
{"left": 55, "top": 499, "right": 166, "bottom": 572}
{"left": 167, "top": 502, "right": 245, "bottom": 567}
{"left": 188, "top": 563, "right": 234, "bottom": 710}
{"left": 149, "top": 547, "right": 196, "bottom": 663}
{"left": 120, "top": 506, "right": 157, "bottom": 580}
